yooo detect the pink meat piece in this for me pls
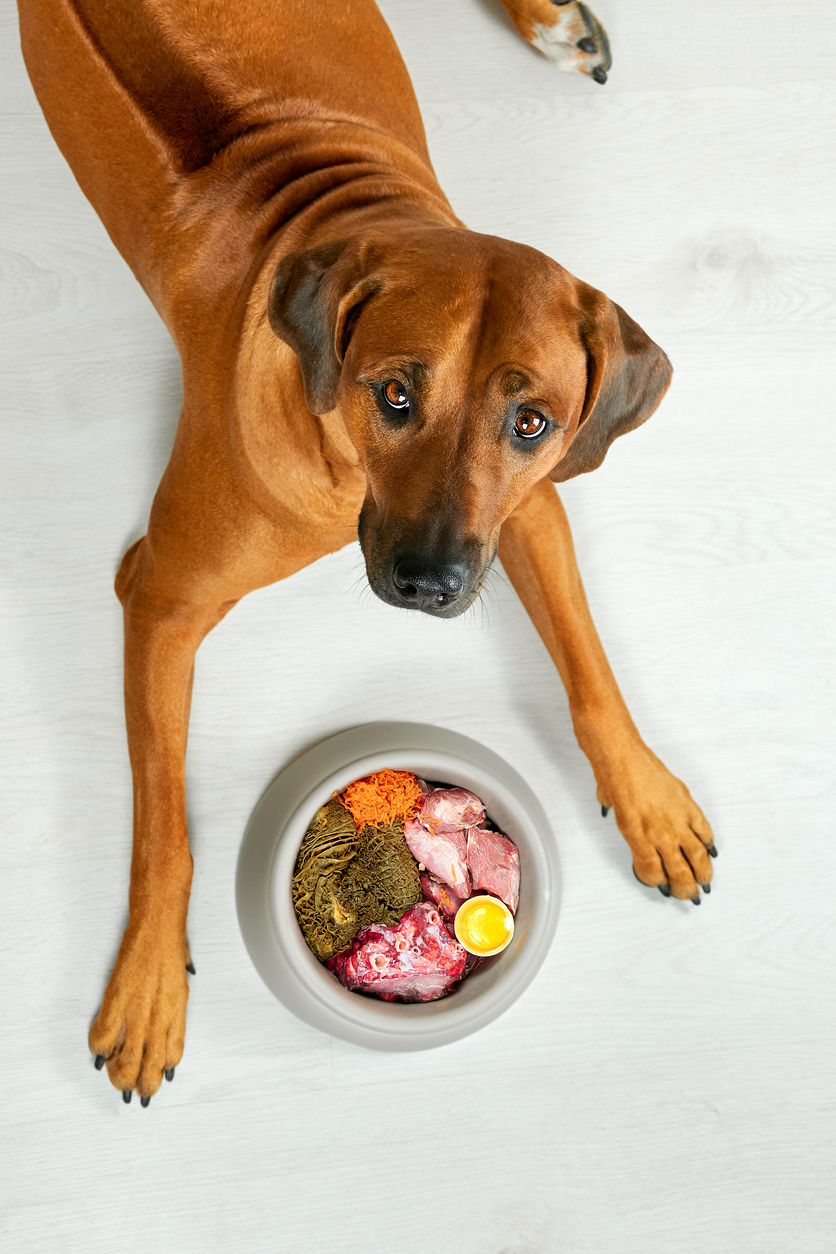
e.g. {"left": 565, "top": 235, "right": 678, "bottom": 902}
{"left": 404, "top": 818, "right": 471, "bottom": 895}
{"left": 466, "top": 828, "right": 521, "bottom": 913}
{"left": 420, "top": 872, "right": 467, "bottom": 919}
{"left": 417, "top": 787, "right": 486, "bottom": 835}
{"left": 327, "top": 903, "right": 467, "bottom": 1002}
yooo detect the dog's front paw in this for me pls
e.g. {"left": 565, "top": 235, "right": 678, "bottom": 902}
{"left": 89, "top": 922, "right": 191, "bottom": 1105}
{"left": 527, "top": 1, "right": 612, "bottom": 84}
{"left": 599, "top": 748, "right": 717, "bottom": 903}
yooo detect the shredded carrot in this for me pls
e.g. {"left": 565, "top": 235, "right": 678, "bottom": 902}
{"left": 339, "top": 769, "right": 423, "bottom": 830}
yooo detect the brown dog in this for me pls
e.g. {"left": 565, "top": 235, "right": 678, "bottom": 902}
{"left": 19, "top": 0, "right": 715, "bottom": 1103}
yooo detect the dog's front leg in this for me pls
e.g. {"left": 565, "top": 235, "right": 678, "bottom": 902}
{"left": 88, "top": 538, "right": 233, "bottom": 1103}
{"left": 499, "top": 477, "right": 716, "bottom": 902}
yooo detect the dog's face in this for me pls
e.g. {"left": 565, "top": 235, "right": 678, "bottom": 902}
{"left": 341, "top": 236, "right": 588, "bottom": 617}
{"left": 269, "top": 228, "right": 670, "bottom": 617}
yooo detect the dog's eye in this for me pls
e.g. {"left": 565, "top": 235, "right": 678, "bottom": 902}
{"left": 514, "top": 409, "right": 547, "bottom": 439}
{"left": 382, "top": 380, "right": 409, "bottom": 410}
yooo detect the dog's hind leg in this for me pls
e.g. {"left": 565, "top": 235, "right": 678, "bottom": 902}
{"left": 498, "top": 1, "right": 612, "bottom": 83}
{"left": 499, "top": 477, "right": 716, "bottom": 904}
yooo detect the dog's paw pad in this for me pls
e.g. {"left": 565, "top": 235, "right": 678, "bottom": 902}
{"left": 530, "top": 2, "right": 612, "bottom": 82}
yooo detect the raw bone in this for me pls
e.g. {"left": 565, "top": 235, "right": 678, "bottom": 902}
{"left": 327, "top": 902, "right": 466, "bottom": 1002}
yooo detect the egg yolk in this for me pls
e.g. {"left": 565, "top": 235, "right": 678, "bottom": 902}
{"left": 456, "top": 898, "right": 513, "bottom": 954}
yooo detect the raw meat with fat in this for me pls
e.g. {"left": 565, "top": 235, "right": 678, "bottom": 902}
{"left": 417, "top": 787, "right": 486, "bottom": 834}
{"left": 404, "top": 818, "right": 471, "bottom": 895}
{"left": 467, "top": 828, "right": 520, "bottom": 913}
{"left": 420, "top": 872, "right": 467, "bottom": 918}
{"left": 327, "top": 902, "right": 467, "bottom": 1002}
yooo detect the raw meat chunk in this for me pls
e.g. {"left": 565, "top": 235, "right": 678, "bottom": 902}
{"left": 420, "top": 872, "right": 467, "bottom": 918}
{"left": 417, "top": 787, "right": 486, "bottom": 834}
{"left": 328, "top": 903, "right": 467, "bottom": 1002}
{"left": 404, "top": 818, "right": 470, "bottom": 895}
{"left": 467, "top": 828, "right": 520, "bottom": 914}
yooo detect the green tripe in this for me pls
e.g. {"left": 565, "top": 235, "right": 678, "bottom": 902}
{"left": 292, "top": 797, "right": 422, "bottom": 962}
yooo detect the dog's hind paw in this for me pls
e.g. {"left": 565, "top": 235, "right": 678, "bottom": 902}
{"left": 88, "top": 922, "right": 190, "bottom": 1104}
{"left": 515, "top": 1, "right": 612, "bottom": 84}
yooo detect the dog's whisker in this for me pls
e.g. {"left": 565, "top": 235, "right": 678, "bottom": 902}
{"left": 481, "top": 569, "right": 506, "bottom": 625}
{"left": 486, "top": 564, "right": 511, "bottom": 593}
{"left": 345, "top": 572, "right": 368, "bottom": 598}
{"left": 484, "top": 586, "right": 503, "bottom": 625}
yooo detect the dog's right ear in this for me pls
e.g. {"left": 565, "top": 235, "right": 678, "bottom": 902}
{"left": 267, "top": 237, "right": 380, "bottom": 415}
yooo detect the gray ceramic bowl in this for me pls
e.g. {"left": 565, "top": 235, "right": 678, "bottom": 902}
{"left": 236, "top": 722, "right": 560, "bottom": 1051}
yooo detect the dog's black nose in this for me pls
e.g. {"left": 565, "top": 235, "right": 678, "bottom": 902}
{"left": 392, "top": 557, "right": 465, "bottom": 610}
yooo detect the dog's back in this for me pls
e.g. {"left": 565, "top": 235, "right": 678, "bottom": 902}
{"left": 19, "top": 0, "right": 437, "bottom": 317}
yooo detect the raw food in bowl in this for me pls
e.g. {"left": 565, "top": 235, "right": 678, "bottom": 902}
{"left": 291, "top": 768, "right": 521, "bottom": 1003}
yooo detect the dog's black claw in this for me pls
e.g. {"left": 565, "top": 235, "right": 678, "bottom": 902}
{"left": 591, "top": 67, "right": 607, "bottom": 84}
{"left": 94, "top": 1054, "right": 105, "bottom": 1071}
{"left": 578, "top": 37, "right": 597, "bottom": 52}
{"left": 186, "top": 961, "right": 196, "bottom": 975}
{"left": 658, "top": 883, "right": 672, "bottom": 897}
{"left": 140, "top": 1095, "right": 151, "bottom": 1108}
{"left": 708, "top": 844, "right": 718, "bottom": 858}
{"left": 702, "top": 882, "right": 711, "bottom": 893}
{"left": 122, "top": 1090, "right": 132, "bottom": 1104}
{"left": 601, "top": 805, "right": 609, "bottom": 817}
{"left": 165, "top": 1068, "right": 175, "bottom": 1082}
{"left": 691, "top": 894, "right": 701, "bottom": 905}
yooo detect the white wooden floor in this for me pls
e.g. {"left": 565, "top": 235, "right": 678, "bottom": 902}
{"left": 2, "top": 2, "right": 835, "bottom": 1251}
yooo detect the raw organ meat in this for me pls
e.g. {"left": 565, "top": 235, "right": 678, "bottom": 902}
{"left": 467, "top": 828, "right": 520, "bottom": 913}
{"left": 417, "top": 787, "right": 486, "bottom": 834}
{"left": 292, "top": 801, "right": 421, "bottom": 961}
{"left": 420, "top": 872, "right": 467, "bottom": 918}
{"left": 404, "top": 818, "right": 470, "bottom": 895}
{"left": 328, "top": 903, "right": 466, "bottom": 1002}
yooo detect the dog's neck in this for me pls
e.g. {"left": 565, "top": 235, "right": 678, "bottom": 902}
{"left": 159, "top": 117, "right": 457, "bottom": 326}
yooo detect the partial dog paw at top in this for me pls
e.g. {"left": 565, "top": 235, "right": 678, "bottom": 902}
{"left": 88, "top": 922, "right": 190, "bottom": 1103}
{"left": 504, "top": 0, "right": 612, "bottom": 83}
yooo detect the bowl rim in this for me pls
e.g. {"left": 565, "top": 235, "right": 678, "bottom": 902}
{"left": 236, "top": 722, "right": 561, "bottom": 1051}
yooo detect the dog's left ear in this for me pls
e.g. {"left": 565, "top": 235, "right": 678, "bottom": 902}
{"left": 268, "top": 236, "right": 380, "bottom": 414}
{"left": 551, "top": 285, "right": 672, "bottom": 482}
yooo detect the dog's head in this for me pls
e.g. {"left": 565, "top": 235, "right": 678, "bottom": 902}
{"left": 268, "top": 227, "right": 670, "bottom": 617}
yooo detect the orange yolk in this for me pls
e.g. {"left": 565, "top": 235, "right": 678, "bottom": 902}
{"left": 455, "top": 896, "right": 514, "bottom": 955}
